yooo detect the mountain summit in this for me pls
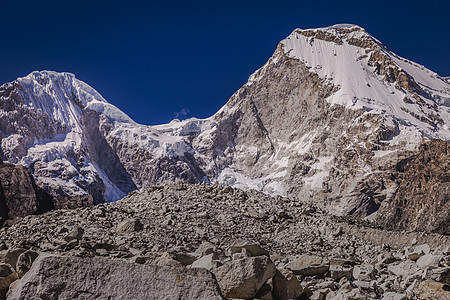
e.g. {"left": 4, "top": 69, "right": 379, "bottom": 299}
{"left": 0, "top": 25, "right": 449, "bottom": 230}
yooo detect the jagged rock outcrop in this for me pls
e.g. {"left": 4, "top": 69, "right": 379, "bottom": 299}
{"left": 376, "top": 140, "right": 449, "bottom": 234}
{"left": 0, "top": 160, "right": 54, "bottom": 225}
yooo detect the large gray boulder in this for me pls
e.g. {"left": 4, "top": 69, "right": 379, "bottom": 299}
{"left": 7, "top": 254, "right": 224, "bottom": 300}
{"left": 213, "top": 255, "right": 276, "bottom": 299}
{"left": 0, "top": 263, "right": 18, "bottom": 299}
{"left": 287, "top": 255, "right": 329, "bottom": 277}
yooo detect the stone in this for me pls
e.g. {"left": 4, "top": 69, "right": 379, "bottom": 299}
{"left": 412, "top": 279, "right": 450, "bottom": 300}
{"left": 388, "top": 260, "right": 419, "bottom": 278}
{"left": 5, "top": 279, "right": 20, "bottom": 299}
{"left": 353, "top": 264, "right": 375, "bottom": 281}
{"left": 230, "top": 240, "right": 269, "bottom": 257}
{"left": 425, "top": 267, "right": 450, "bottom": 284}
{"left": 169, "top": 252, "right": 197, "bottom": 267}
{"left": 329, "top": 264, "right": 353, "bottom": 281}
{"left": 0, "top": 163, "right": 54, "bottom": 224}
{"left": 272, "top": 269, "right": 304, "bottom": 300}
{"left": 0, "top": 263, "right": 18, "bottom": 299}
{"left": 114, "top": 218, "right": 143, "bottom": 234}
{"left": 254, "top": 283, "right": 274, "bottom": 300}
{"left": 63, "top": 226, "right": 84, "bottom": 242}
{"left": 0, "top": 249, "right": 26, "bottom": 271}
{"left": 153, "top": 252, "right": 184, "bottom": 267}
{"left": 190, "top": 253, "right": 221, "bottom": 271}
{"left": 310, "top": 288, "right": 331, "bottom": 300}
{"left": 287, "top": 255, "right": 329, "bottom": 277}
{"left": 416, "top": 253, "right": 443, "bottom": 269}
{"left": 214, "top": 256, "right": 276, "bottom": 299}
{"left": 353, "top": 280, "right": 373, "bottom": 291}
{"left": 7, "top": 254, "right": 224, "bottom": 300}
{"left": 382, "top": 292, "right": 407, "bottom": 300}
{"left": 408, "top": 244, "right": 431, "bottom": 261}
{"left": 194, "top": 241, "right": 217, "bottom": 258}
{"left": 16, "top": 250, "right": 39, "bottom": 278}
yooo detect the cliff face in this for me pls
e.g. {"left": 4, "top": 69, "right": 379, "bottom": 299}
{"left": 0, "top": 159, "right": 54, "bottom": 225}
{"left": 376, "top": 140, "right": 450, "bottom": 234}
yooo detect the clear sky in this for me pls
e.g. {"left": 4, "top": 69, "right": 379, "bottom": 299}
{"left": 0, "top": 0, "right": 449, "bottom": 125}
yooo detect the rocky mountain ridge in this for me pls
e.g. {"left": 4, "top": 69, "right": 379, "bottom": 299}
{"left": 0, "top": 24, "right": 449, "bottom": 227}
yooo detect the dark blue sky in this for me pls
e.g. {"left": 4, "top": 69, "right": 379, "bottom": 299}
{"left": 1, "top": 0, "right": 449, "bottom": 125}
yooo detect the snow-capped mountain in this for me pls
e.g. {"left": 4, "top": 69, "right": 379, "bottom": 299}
{"left": 0, "top": 24, "right": 449, "bottom": 219}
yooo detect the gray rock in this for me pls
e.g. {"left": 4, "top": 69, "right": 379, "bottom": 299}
{"left": 329, "top": 264, "right": 353, "bottom": 281}
{"left": 352, "top": 264, "right": 375, "bottom": 281}
{"left": 114, "top": 218, "right": 143, "bottom": 234}
{"left": 214, "top": 256, "right": 276, "bottom": 299}
{"left": 416, "top": 253, "right": 443, "bottom": 269}
{"left": 424, "top": 267, "right": 450, "bottom": 284}
{"left": 310, "top": 288, "right": 331, "bottom": 300}
{"left": 152, "top": 252, "right": 184, "bottom": 267}
{"left": 63, "top": 226, "right": 84, "bottom": 242}
{"left": 190, "top": 253, "right": 221, "bottom": 271}
{"left": 194, "top": 241, "right": 217, "bottom": 258}
{"left": 7, "top": 254, "right": 224, "bottom": 300}
{"left": 0, "top": 249, "right": 26, "bottom": 271}
{"left": 16, "top": 250, "right": 39, "bottom": 278}
{"left": 407, "top": 244, "right": 431, "bottom": 261}
{"left": 5, "top": 279, "right": 19, "bottom": 299}
{"left": 382, "top": 292, "right": 407, "bottom": 300}
{"left": 272, "top": 269, "right": 304, "bottom": 300}
{"left": 287, "top": 255, "right": 329, "bottom": 277}
{"left": 230, "top": 240, "right": 270, "bottom": 257}
{"left": 388, "top": 261, "right": 419, "bottom": 278}
{"left": 0, "top": 263, "right": 18, "bottom": 299}
{"left": 255, "top": 283, "right": 274, "bottom": 300}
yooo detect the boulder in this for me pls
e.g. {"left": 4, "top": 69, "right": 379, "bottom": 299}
{"left": 230, "top": 240, "right": 269, "bottom": 257}
{"left": 412, "top": 279, "right": 450, "bottom": 300}
{"left": 114, "top": 218, "right": 143, "bottom": 234}
{"left": 152, "top": 252, "right": 184, "bottom": 267}
{"left": 16, "top": 250, "right": 39, "bottom": 278}
{"left": 287, "top": 255, "right": 329, "bottom": 277}
{"left": 329, "top": 264, "right": 353, "bottom": 281}
{"left": 254, "top": 283, "right": 274, "bottom": 300}
{"left": 381, "top": 292, "right": 406, "bottom": 300}
{"left": 63, "top": 227, "right": 84, "bottom": 242}
{"left": 190, "top": 253, "right": 221, "bottom": 271}
{"left": 7, "top": 254, "right": 224, "bottom": 300}
{"left": 352, "top": 265, "right": 375, "bottom": 281}
{"left": 425, "top": 267, "right": 450, "bottom": 284}
{"left": 0, "top": 263, "right": 18, "bottom": 299}
{"left": 416, "top": 253, "right": 443, "bottom": 269}
{"left": 408, "top": 244, "right": 431, "bottom": 261}
{"left": 388, "top": 260, "right": 419, "bottom": 278}
{"left": 194, "top": 241, "right": 217, "bottom": 258}
{"left": 213, "top": 256, "right": 276, "bottom": 299}
{"left": 0, "top": 163, "right": 54, "bottom": 224}
{"left": 5, "top": 279, "right": 19, "bottom": 299}
{"left": 272, "top": 269, "right": 304, "bottom": 300}
{"left": 0, "top": 249, "right": 26, "bottom": 272}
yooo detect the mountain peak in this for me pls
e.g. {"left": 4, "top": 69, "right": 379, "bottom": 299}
{"left": 276, "top": 25, "right": 450, "bottom": 143}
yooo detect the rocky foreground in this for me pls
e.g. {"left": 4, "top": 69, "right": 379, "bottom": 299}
{"left": 0, "top": 183, "right": 449, "bottom": 299}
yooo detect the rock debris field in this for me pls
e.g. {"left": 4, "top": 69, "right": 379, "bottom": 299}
{"left": 0, "top": 183, "right": 449, "bottom": 299}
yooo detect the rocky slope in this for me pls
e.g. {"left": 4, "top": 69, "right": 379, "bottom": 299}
{"left": 0, "top": 24, "right": 449, "bottom": 228}
{"left": 0, "top": 183, "right": 449, "bottom": 299}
